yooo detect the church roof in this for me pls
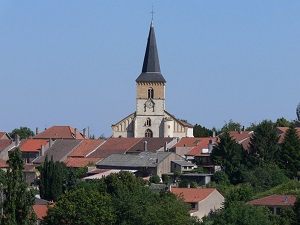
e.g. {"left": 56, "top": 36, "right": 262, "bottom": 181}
{"left": 136, "top": 21, "right": 166, "bottom": 83}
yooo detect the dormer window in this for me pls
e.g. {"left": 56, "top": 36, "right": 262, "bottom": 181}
{"left": 148, "top": 87, "right": 154, "bottom": 99}
{"left": 146, "top": 118, "right": 151, "bottom": 126}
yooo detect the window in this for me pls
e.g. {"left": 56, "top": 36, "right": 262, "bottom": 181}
{"left": 146, "top": 118, "right": 151, "bottom": 126}
{"left": 145, "top": 129, "right": 153, "bottom": 137}
{"left": 148, "top": 87, "right": 154, "bottom": 99}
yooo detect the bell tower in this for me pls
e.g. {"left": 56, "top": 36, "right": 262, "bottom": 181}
{"left": 135, "top": 20, "right": 166, "bottom": 138}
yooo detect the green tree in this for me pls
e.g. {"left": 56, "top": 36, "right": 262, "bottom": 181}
{"left": 212, "top": 202, "right": 276, "bottom": 225}
{"left": 39, "top": 156, "right": 68, "bottom": 201}
{"left": 211, "top": 131, "right": 243, "bottom": 184}
{"left": 278, "top": 125, "right": 300, "bottom": 178}
{"left": 274, "top": 117, "right": 292, "bottom": 127}
{"left": 241, "top": 163, "right": 288, "bottom": 193}
{"left": 150, "top": 175, "right": 161, "bottom": 184}
{"left": 247, "top": 120, "right": 280, "bottom": 166}
{"left": 193, "top": 124, "right": 211, "bottom": 137}
{"left": 221, "top": 119, "right": 241, "bottom": 132}
{"left": 43, "top": 188, "right": 116, "bottom": 225}
{"left": 1, "top": 148, "right": 36, "bottom": 225}
{"left": 9, "top": 127, "right": 34, "bottom": 140}
{"left": 161, "top": 174, "right": 170, "bottom": 184}
{"left": 223, "top": 184, "right": 253, "bottom": 208}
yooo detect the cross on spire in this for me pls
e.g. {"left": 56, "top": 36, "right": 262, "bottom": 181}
{"left": 150, "top": 5, "right": 155, "bottom": 21}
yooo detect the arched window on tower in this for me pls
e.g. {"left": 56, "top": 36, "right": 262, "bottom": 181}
{"left": 145, "top": 129, "right": 153, "bottom": 137}
{"left": 148, "top": 87, "right": 154, "bottom": 99}
{"left": 146, "top": 118, "right": 151, "bottom": 127}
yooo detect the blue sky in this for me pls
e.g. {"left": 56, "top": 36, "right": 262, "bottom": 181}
{"left": 1, "top": 1, "right": 300, "bottom": 137}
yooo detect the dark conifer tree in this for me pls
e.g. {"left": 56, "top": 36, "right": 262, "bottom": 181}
{"left": 211, "top": 131, "right": 243, "bottom": 184}
{"left": 1, "top": 148, "right": 36, "bottom": 225}
{"left": 278, "top": 125, "right": 300, "bottom": 178}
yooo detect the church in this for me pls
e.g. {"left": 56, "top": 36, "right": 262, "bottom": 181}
{"left": 112, "top": 20, "right": 193, "bottom": 138}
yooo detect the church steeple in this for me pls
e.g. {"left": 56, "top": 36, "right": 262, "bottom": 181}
{"left": 136, "top": 21, "right": 166, "bottom": 83}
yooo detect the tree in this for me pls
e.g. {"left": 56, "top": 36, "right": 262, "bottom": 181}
{"left": 211, "top": 131, "right": 244, "bottom": 184}
{"left": 247, "top": 120, "right": 280, "bottom": 166}
{"left": 9, "top": 127, "right": 34, "bottom": 140}
{"left": 278, "top": 125, "right": 300, "bottom": 178}
{"left": 150, "top": 175, "right": 161, "bottom": 184}
{"left": 39, "top": 156, "right": 68, "bottom": 201}
{"left": 223, "top": 184, "right": 253, "bottom": 208}
{"left": 241, "top": 163, "right": 288, "bottom": 193}
{"left": 193, "top": 124, "right": 211, "bottom": 137}
{"left": 274, "top": 117, "right": 292, "bottom": 127}
{"left": 1, "top": 148, "right": 36, "bottom": 225}
{"left": 43, "top": 189, "right": 116, "bottom": 225}
{"left": 211, "top": 202, "right": 276, "bottom": 225}
{"left": 220, "top": 119, "right": 241, "bottom": 132}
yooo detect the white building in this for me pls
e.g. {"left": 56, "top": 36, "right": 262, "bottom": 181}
{"left": 112, "top": 20, "right": 193, "bottom": 138}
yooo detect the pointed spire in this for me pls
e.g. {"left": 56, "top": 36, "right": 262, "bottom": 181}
{"left": 136, "top": 21, "right": 166, "bottom": 83}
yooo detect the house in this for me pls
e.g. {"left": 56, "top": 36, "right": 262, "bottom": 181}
{"left": 33, "top": 139, "right": 82, "bottom": 164}
{"left": 0, "top": 132, "right": 16, "bottom": 161}
{"left": 184, "top": 137, "right": 217, "bottom": 172}
{"left": 97, "top": 151, "right": 183, "bottom": 177}
{"left": 125, "top": 137, "right": 177, "bottom": 154}
{"left": 33, "top": 198, "right": 52, "bottom": 225}
{"left": 170, "top": 137, "right": 204, "bottom": 157}
{"left": 87, "top": 138, "right": 143, "bottom": 159}
{"left": 228, "top": 130, "right": 253, "bottom": 150}
{"left": 23, "top": 164, "right": 38, "bottom": 185}
{"left": 277, "top": 127, "right": 300, "bottom": 144}
{"left": 171, "top": 160, "right": 197, "bottom": 173}
{"left": 170, "top": 187, "right": 224, "bottom": 220}
{"left": 17, "top": 139, "right": 49, "bottom": 163}
{"left": 33, "top": 126, "right": 86, "bottom": 140}
{"left": 247, "top": 194, "right": 297, "bottom": 215}
{"left": 64, "top": 139, "right": 105, "bottom": 168}
{"left": 83, "top": 169, "right": 136, "bottom": 180}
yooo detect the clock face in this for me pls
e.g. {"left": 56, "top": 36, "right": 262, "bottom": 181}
{"left": 146, "top": 100, "right": 154, "bottom": 108}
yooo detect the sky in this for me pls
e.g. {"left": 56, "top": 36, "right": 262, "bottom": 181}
{"left": 1, "top": 1, "right": 300, "bottom": 138}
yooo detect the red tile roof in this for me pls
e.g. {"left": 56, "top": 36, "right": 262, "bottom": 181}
{"left": 185, "top": 138, "right": 217, "bottom": 156}
{"left": 247, "top": 195, "right": 296, "bottom": 206}
{"left": 173, "top": 137, "right": 204, "bottom": 148}
{"left": 33, "top": 205, "right": 48, "bottom": 220}
{"left": 33, "top": 126, "right": 85, "bottom": 140}
{"left": 0, "top": 132, "right": 9, "bottom": 139}
{"left": 126, "top": 137, "right": 174, "bottom": 153}
{"left": 0, "top": 139, "right": 13, "bottom": 151}
{"left": 88, "top": 138, "right": 142, "bottom": 159}
{"left": 18, "top": 139, "right": 48, "bottom": 152}
{"left": 0, "top": 159, "right": 8, "bottom": 168}
{"left": 171, "top": 188, "right": 216, "bottom": 203}
{"left": 228, "top": 131, "right": 253, "bottom": 143}
{"left": 277, "top": 127, "right": 300, "bottom": 144}
{"left": 68, "top": 139, "right": 105, "bottom": 157}
{"left": 64, "top": 157, "right": 101, "bottom": 168}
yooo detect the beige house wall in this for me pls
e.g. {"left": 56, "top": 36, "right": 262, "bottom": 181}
{"left": 156, "top": 153, "right": 183, "bottom": 177}
{"left": 193, "top": 190, "right": 224, "bottom": 220}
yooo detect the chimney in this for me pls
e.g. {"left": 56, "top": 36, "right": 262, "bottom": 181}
{"left": 83, "top": 128, "right": 86, "bottom": 139}
{"left": 144, "top": 141, "right": 148, "bottom": 152}
{"left": 284, "top": 195, "right": 289, "bottom": 203}
{"left": 41, "top": 145, "right": 45, "bottom": 156}
{"left": 212, "top": 130, "right": 216, "bottom": 137}
{"left": 49, "top": 138, "right": 54, "bottom": 147}
{"left": 164, "top": 141, "right": 168, "bottom": 152}
{"left": 36, "top": 127, "right": 39, "bottom": 135}
{"left": 208, "top": 139, "right": 215, "bottom": 153}
{"left": 74, "top": 128, "right": 78, "bottom": 139}
{"left": 15, "top": 134, "right": 20, "bottom": 146}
